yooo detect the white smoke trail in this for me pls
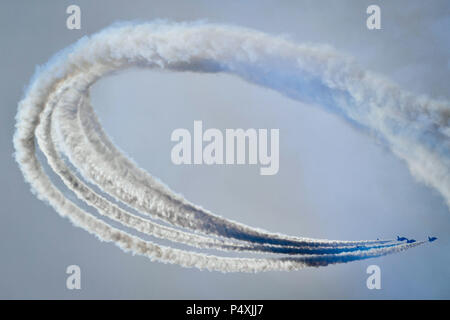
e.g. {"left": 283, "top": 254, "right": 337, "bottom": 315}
{"left": 14, "top": 21, "right": 442, "bottom": 272}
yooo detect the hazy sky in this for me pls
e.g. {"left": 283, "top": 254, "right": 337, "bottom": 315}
{"left": 1, "top": 0, "right": 449, "bottom": 299}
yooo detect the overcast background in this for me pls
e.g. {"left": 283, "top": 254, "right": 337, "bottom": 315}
{"left": 0, "top": 0, "right": 449, "bottom": 299}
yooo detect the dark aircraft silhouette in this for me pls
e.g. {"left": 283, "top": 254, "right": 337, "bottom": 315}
{"left": 397, "top": 236, "right": 408, "bottom": 241}
{"left": 406, "top": 239, "right": 416, "bottom": 243}
{"left": 428, "top": 236, "right": 438, "bottom": 242}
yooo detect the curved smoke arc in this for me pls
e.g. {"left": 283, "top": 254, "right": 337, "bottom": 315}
{"left": 14, "top": 21, "right": 445, "bottom": 272}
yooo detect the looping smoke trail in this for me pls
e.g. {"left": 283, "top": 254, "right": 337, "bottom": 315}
{"left": 14, "top": 21, "right": 444, "bottom": 272}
